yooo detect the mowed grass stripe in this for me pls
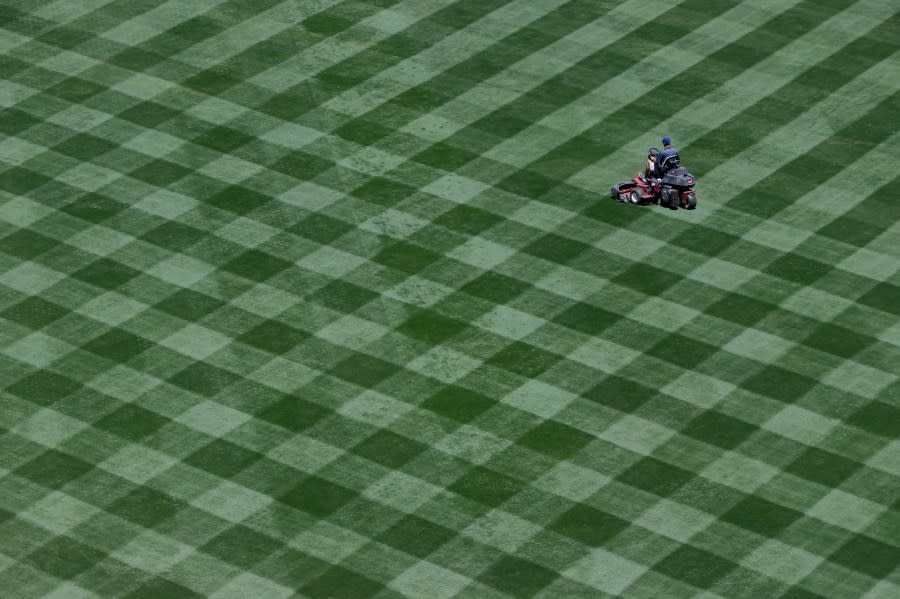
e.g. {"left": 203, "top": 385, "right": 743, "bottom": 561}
{"left": 572, "top": 0, "right": 892, "bottom": 190}
{"left": 338, "top": 0, "right": 691, "bottom": 160}
{"left": 335, "top": 0, "right": 644, "bottom": 124}
{"left": 485, "top": 0, "right": 806, "bottom": 171}
{"left": 323, "top": 0, "right": 587, "bottom": 118}
{"left": 256, "top": 0, "right": 521, "bottom": 108}
{"left": 587, "top": 0, "right": 899, "bottom": 240}
{"left": 572, "top": 0, "right": 882, "bottom": 192}
{"left": 687, "top": 2, "right": 900, "bottom": 178}
{"left": 413, "top": 0, "right": 729, "bottom": 169}
{"left": 706, "top": 57, "right": 900, "bottom": 222}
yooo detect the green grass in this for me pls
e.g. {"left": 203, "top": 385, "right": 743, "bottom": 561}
{"left": 1, "top": 1, "right": 898, "bottom": 598}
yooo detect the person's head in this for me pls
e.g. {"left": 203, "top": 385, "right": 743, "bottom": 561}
{"left": 662, "top": 136, "right": 672, "bottom": 148}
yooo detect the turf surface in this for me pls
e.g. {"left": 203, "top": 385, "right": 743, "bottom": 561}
{"left": 1, "top": 0, "right": 899, "bottom": 597}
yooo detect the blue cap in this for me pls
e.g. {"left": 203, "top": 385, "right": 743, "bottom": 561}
{"left": 662, "top": 136, "right": 671, "bottom": 146}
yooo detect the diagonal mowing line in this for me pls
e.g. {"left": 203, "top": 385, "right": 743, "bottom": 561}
{"left": 248, "top": 0, "right": 518, "bottom": 93}
{"left": 481, "top": 0, "right": 802, "bottom": 168}
{"left": 743, "top": 128, "right": 900, "bottom": 280}
{"left": 568, "top": 0, "right": 898, "bottom": 187}
{"left": 321, "top": 0, "right": 656, "bottom": 120}
{"left": 100, "top": 0, "right": 231, "bottom": 46}
{"left": 691, "top": 57, "right": 900, "bottom": 222}
{"left": 163, "top": 0, "right": 349, "bottom": 70}
{"left": 31, "top": 0, "right": 121, "bottom": 24}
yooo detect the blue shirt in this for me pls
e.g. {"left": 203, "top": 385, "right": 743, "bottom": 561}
{"left": 655, "top": 147, "right": 679, "bottom": 176}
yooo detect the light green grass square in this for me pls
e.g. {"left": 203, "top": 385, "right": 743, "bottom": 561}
{"left": 661, "top": 371, "right": 735, "bottom": 409}
{"left": 76, "top": 292, "right": 149, "bottom": 326}
{"left": 808, "top": 489, "right": 884, "bottom": 533}
{"left": 210, "top": 573, "right": 293, "bottom": 599}
{"left": 0, "top": 196, "right": 54, "bottom": 228}
{"left": 148, "top": 254, "right": 216, "bottom": 287}
{"left": 316, "top": 314, "right": 389, "bottom": 350}
{"left": 447, "top": 236, "right": 517, "bottom": 270}
{"left": 434, "top": 424, "right": 511, "bottom": 466}
{"left": 743, "top": 539, "right": 823, "bottom": 585}
{"left": 384, "top": 275, "right": 454, "bottom": 308}
{"left": 0, "top": 137, "right": 48, "bottom": 166}
{"left": 762, "top": 405, "right": 837, "bottom": 445}
{"left": 867, "top": 441, "right": 900, "bottom": 477}
{"left": 838, "top": 247, "right": 899, "bottom": 282}
{"left": 192, "top": 481, "right": 273, "bottom": 524}
{"left": 123, "top": 129, "right": 185, "bottom": 158}
{"left": 567, "top": 337, "right": 641, "bottom": 374}
{"left": 248, "top": 357, "right": 318, "bottom": 392}
{"left": 260, "top": 123, "right": 325, "bottom": 149}
{"left": 231, "top": 284, "right": 299, "bottom": 318}
{"left": 364, "top": 470, "right": 444, "bottom": 512}
{"left": 742, "top": 220, "right": 809, "bottom": 252}
{"left": 407, "top": 346, "right": 481, "bottom": 384}
{"left": 563, "top": 548, "right": 647, "bottom": 595}
{"left": 390, "top": 560, "right": 473, "bottom": 599}
{"left": 474, "top": 305, "right": 546, "bottom": 341}
{"left": 359, "top": 208, "right": 429, "bottom": 239}
{"left": 100, "top": 443, "right": 178, "bottom": 484}
{"left": 781, "top": 285, "right": 853, "bottom": 321}
{"left": 422, "top": 173, "right": 491, "bottom": 204}
{"left": 701, "top": 451, "right": 780, "bottom": 494}
{"left": 134, "top": 189, "right": 198, "bottom": 219}
{"left": 216, "top": 217, "right": 280, "bottom": 247}
{"left": 176, "top": 400, "right": 251, "bottom": 437}
{"left": 199, "top": 155, "right": 264, "bottom": 185}
{"left": 56, "top": 163, "right": 122, "bottom": 192}
{"left": 186, "top": 95, "right": 249, "bottom": 123}
{"left": 41, "top": 583, "right": 99, "bottom": 599}
{"left": 822, "top": 360, "right": 894, "bottom": 399}
{"left": 628, "top": 297, "right": 701, "bottom": 332}
{"left": 112, "top": 530, "right": 195, "bottom": 574}
{"left": 688, "top": 257, "right": 759, "bottom": 291}
{"left": 165, "top": 553, "right": 242, "bottom": 597}
{"left": 45, "top": 104, "right": 111, "bottom": 130}
{"left": 160, "top": 324, "right": 232, "bottom": 359}
{"left": 863, "top": 580, "right": 900, "bottom": 599}
{"left": 340, "top": 145, "right": 408, "bottom": 177}
{"left": 11, "top": 408, "right": 86, "bottom": 447}
{"left": 87, "top": 365, "right": 162, "bottom": 400}
{"left": 68, "top": 225, "right": 134, "bottom": 256}
{"left": 723, "top": 328, "right": 793, "bottom": 363}
{"left": 510, "top": 201, "right": 575, "bottom": 231}
{"left": 634, "top": 499, "right": 716, "bottom": 543}
{"left": 268, "top": 434, "right": 343, "bottom": 473}
{"left": 3, "top": 331, "right": 73, "bottom": 367}
{"left": 595, "top": 229, "right": 667, "bottom": 262}
{"left": 292, "top": 521, "right": 368, "bottom": 563}
{"left": 19, "top": 491, "right": 100, "bottom": 535}
{"left": 337, "top": 390, "right": 413, "bottom": 428}
{"left": 0, "top": 262, "right": 66, "bottom": 294}
{"left": 535, "top": 267, "right": 604, "bottom": 301}
{"left": 501, "top": 379, "right": 576, "bottom": 419}
{"left": 599, "top": 414, "right": 675, "bottom": 456}
{"left": 297, "top": 245, "right": 365, "bottom": 278}
{"left": 462, "top": 509, "right": 542, "bottom": 553}
{"left": 533, "top": 461, "right": 609, "bottom": 502}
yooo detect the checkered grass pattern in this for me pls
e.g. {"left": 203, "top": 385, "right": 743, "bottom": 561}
{"left": 1, "top": 1, "right": 898, "bottom": 597}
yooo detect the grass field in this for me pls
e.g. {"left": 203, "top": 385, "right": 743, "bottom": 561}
{"left": 1, "top": 1, "right": 899, "bottom": 597}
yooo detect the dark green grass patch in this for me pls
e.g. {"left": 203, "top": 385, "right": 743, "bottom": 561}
{"left": 1, "top": 296, "right": 68, "bottom": 329}
{"left": 551, "top": 504, "right": 630, "bottom": 546}
{"left": 421, "top": 386, "right": 495, "bottom": 423}
{"left": 377, "top": 515, "right": 456, "bottom": 558}
{"left": 397, "top": 309, "right": 467, "bottom": 343}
